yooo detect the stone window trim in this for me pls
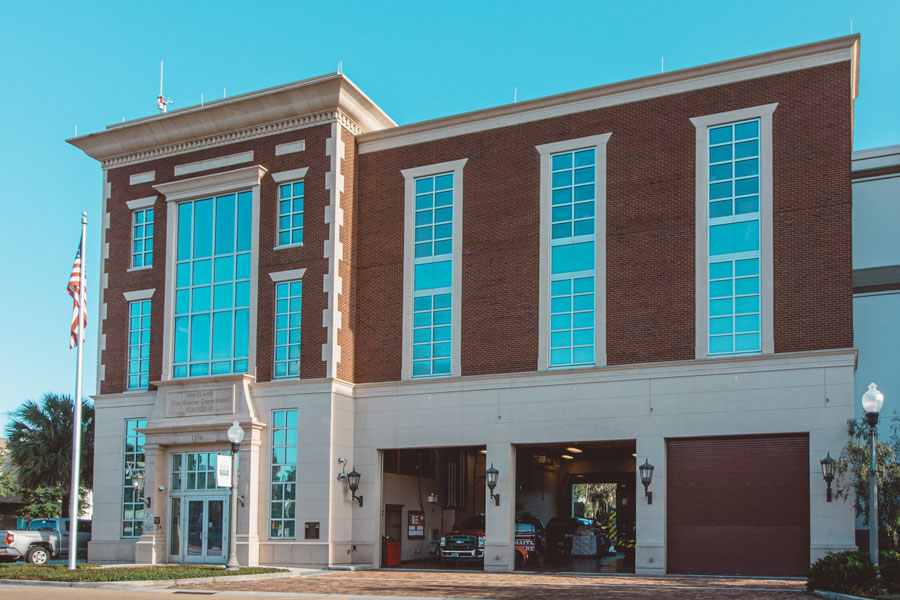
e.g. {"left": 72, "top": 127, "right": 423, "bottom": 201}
{"left": 690, "top": 103, "right": 777, "bottom": 359}
{"left": 155, "top": 165, "right": 266, "bottom": 381}
{"left": 400, "top": 158, "right": 467, "bottom": 381}
{"left": 536, "top": 133, "right": 611, "bottom": 371}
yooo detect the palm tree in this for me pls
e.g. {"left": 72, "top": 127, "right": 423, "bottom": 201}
{"left": 5, "top": 394, "right": 94, "bottom": 518}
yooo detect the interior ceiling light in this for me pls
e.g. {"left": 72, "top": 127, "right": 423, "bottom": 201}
{"left": 631, "top": 453, "right": 637, "bottom": 457}
{"left": 566, "top": 447, "right": 583, "bottom": 454}
{"left": 479, "top": 449, "right": 487, "bottom": 454}
{"left": 561, "top": 454, "right": 574, "bottom": 460}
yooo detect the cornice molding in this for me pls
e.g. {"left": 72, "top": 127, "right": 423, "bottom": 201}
{"left": 98, "top": 109, "right": 361, "bottom": 169}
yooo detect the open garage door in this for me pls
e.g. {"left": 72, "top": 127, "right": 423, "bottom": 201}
{"left": 667, "top": 434, "right": 809, "bottom": 576}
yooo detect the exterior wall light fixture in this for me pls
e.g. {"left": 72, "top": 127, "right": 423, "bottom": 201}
{"left": 820, "top": 452, "right": 835, "bottom": 502}
{"left": 337, "top": 457, "right": 363, "bottom": 506}
{"left": 486, "top": 463, "right": 500, "bottom": 506}
{"left": 129, "top": 469, "right": 151, "bottom": 508}
{"left": 639, "top": 459, "right": 655, "bottom": 504}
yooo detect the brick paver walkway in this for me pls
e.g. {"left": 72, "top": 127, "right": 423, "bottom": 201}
{"left": 176, "top": 569, "right": 807, "bottom": 599}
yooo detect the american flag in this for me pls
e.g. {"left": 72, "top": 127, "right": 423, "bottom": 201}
{"left": 67, "top": 241, "right": 87, "bottom": 348}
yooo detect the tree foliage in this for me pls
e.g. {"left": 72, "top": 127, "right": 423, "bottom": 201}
{"left": 4, "top": 394, "right": 94, "bottom": 518}
{"left": 835, "top": 414, "right": 900, "bottom": 549}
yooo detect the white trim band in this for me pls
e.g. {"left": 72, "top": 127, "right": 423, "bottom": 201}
{"left": 130, "top": 171, "right": 155, "bottom": 185}
{"left": 269, "top": 268, "right": 307, "bottom": 282}
{"left": 153, "top": 165, "right": 268, "bottom": 202}
{"left": 272, "top": 167, "right": 309, "bottom": 183}
{"left": 174, "top": 151, "right": 254, "bottom": 177}
{"left": 126, "top": 196, "right": 158, "bottom": 210}
{"left": 275, "top": 140, "right": 306, "bottom": 156}
{"left": 123, "top": 288, "right": 155, "bottom": 301}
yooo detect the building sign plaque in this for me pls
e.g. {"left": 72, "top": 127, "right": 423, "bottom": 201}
{"left": 166, "top": 388, "right": 234, "bottom": 417}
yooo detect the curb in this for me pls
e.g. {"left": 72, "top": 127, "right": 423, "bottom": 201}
{"left": 810, "top": 590, "right": 875, "bottom": 600}
{"left": 0, "top": 569, "right": 297, "bottom": 588}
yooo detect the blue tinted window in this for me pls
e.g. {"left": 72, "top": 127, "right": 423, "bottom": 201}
{"left": 548, "top": 146, "right": 598, "bottom": 368}
{"left": 551, "top": 242, "right": 595, "bottom": 274}
{"left": 276, "top": 181, "right": 304, "bottom": 247}
{"left": 274, "top": 280, "right": 302, "bottom": 378}
{"left": 131, "top": 208, "right": 155, "bottom": 269}
{"left": 127, "top": 301, "right": 151, "bottom": 389}
{"left": 411, "top": 172, "right": 456, "bottom": 378}
{"left": 174, "top": 192, "right": 252, "bottom": 378}
{"left": 706, "top": 119, "right": 761, "bottom": 355}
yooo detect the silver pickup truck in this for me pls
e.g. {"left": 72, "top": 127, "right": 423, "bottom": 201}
{"left": 0, "top": 518, "right": 92, "bottom": 564}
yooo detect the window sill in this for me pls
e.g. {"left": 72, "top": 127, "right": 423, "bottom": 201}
{"left": 274, "top": 242, "right": 304, "bottom": 251}
{"left": 127, "top": 265, "right": 153, "bottom": 272}
{"left": 124, "top": 387, "right": 150, "bottom": 393}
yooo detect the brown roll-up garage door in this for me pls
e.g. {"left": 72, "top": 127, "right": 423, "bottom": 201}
{"left": 667, "top": 434, "right": 809, "bottom": 576}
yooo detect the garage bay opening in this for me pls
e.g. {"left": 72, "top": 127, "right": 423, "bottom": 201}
{"left": 381, "top": 445, "right": 486, "bottom": 570}
{"left": 514, "top": 441, "right": 636, "bottom": 573}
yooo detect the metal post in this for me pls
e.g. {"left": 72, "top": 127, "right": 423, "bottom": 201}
{"left": 870, "top": 422, "right": 879, "bottom": 567}
{"left": 226, "top": 443, "right": 239, "bottom": 570}
{"left": 68, "top": 212, "right": 87, "bottom": 570}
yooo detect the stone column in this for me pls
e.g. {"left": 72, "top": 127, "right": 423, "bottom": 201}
{"left": 134, "top": 443, "right": 166, "bottom": 564}
{"left": 484, "top": 442, "right": 515, "bottom": 572}
{"left": 635, "top": 435, "right": 665, "bottom": 575}
{"left": 237, "top": 424, "right": 264, "bottom": 566}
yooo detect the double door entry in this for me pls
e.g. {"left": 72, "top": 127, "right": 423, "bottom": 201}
{"left": 169, "top": 496, "right": 229, "bottom": 564}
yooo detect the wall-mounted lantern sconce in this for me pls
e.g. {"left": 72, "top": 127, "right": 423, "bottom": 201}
{"left": 820, "top": 452, "right": 835, "bottom": 502}
{"left": 427, "top": 493, "right": 439, "bottom": 504}
{"left": 337, "top": 457, "right": 363, "bottom": 506}
{"left": 486, "top": 463, "right": 500, "bottom": 506}
{"left": 639, "top": 459, "right": 655, "bottom": 505}
{"left": 129, "top": 469, "right": 151, "bottom": 508}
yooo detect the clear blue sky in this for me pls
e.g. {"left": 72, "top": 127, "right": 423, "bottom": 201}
{"left": 0, "top": 1, "right": 897, "bottom": 432}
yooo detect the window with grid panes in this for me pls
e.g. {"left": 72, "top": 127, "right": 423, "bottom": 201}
{"left": 549, "top": 148, "right": 596, "bottom": 367}
{"left": 277, "top": 181, "right": 304, "bottom": 247}
{"left": 707, "top": 119, "right": 761, "bottom": 355}
{"left": 127, "top": 300, "right": 151, "bottom": 389}
{"left": 173, "top": 191, "right": 252, "bottom": 378}
{"left": 122, "top": 419, "right": 146, "bottom": 538}
{"left": 270, "top": 410, "right": 297, "bottom": 538}
{"left": 412, "top": 173, "right": 454, "bottom": 377}
{"left": 170, "top": 452, "right": 228, "bottom": 491}
{"left": 131, "top": 208, "right": 154, "bottom": 268}
{"left": 274, "top": 281, "right": 301, "bottom": 378}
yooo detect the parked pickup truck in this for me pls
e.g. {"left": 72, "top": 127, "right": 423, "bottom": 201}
{"left": 0, "top": 518, "right": 92, "bottom": 564}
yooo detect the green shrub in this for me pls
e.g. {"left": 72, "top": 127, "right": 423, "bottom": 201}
{"left": 882, "top": 550, "right": 900, "bottom": 595}
{"left": 807, "top": 550, "right": 880, "bottom": 597}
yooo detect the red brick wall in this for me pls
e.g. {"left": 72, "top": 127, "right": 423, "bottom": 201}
{"left": 354, "top": 61, "right": 854, "bottom": 383}
{"left": 103, "top": 124, "right": 333, "bottom": 394}
{"left": 336, "top": 126, "right": 358, "bottom": 383}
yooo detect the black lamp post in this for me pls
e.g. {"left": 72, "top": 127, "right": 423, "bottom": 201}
{"left": 861, "top": 382, "right": 884, "bottom": 567}
{"left": 820, "top": 452, "right": 835, "bottom": 502}
{"left": 347, "top": 468, "right": 363, "bottom": 507}
{"left": 639, "top": 459, "right": 655, "bottom": 504}
{"left": 226, "top": 421, "right": 244, "bottom": 571}
{"left": 485, "top": 464, "right": 500, "bottom": 506}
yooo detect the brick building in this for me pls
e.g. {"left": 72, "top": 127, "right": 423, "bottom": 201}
{"left": 69, "top": 35, "right": 861, "bottom": 575}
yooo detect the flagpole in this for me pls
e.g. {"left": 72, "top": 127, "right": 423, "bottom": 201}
{"left": 68, "top": 212, "right": 87, "bottom": 571}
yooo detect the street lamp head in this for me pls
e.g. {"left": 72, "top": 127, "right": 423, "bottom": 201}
{"left": 862, "top": 382, "right": 884, "bottom": 415}
{"left": 227, "top": 421, "right": 245, "bottom": 445}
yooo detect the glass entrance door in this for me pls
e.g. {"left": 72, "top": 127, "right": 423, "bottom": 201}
{"left": 173, "top": 496, "right": 228, "bottom": 564}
